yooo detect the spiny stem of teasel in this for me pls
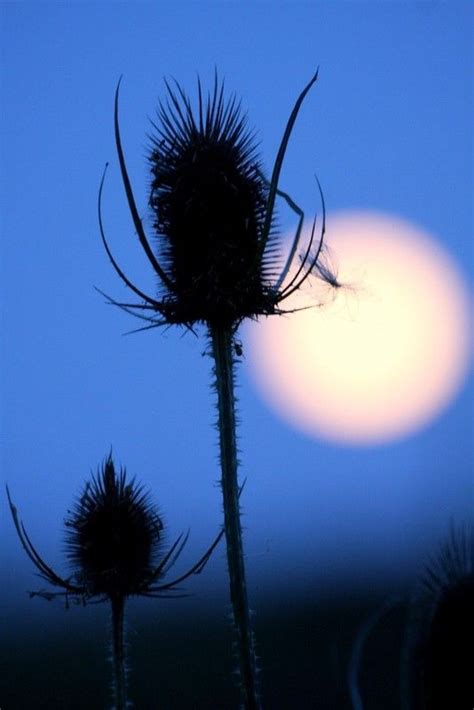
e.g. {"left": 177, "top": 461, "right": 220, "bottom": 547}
{"left": 210, "top": 325, "right": 262, "bottom": 710}
{"left": 110, "top": 594, "right": 128, "bottom": 710}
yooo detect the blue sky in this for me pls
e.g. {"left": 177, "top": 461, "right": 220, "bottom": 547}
{"left": 1, "top": 2, "right": 472, "bottom": 615}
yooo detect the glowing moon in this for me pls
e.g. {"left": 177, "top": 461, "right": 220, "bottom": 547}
{"left": 246, "top": 212, "right": 472, "bottom": 445}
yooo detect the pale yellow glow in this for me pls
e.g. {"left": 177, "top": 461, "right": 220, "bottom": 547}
{"left": 246, "top": 212, "right": 472, "bottom": 445}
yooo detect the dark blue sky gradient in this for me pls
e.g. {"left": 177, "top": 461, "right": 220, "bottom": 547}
{"left": 1, "top": 2, "right": 472, "bottom": 615}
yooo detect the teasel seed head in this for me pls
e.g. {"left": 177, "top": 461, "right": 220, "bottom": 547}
{"left": 7, "top": 454, "right": 225, "bottom": 605}
{"left": 65, "top": 454, "right": 164, "bottom": 599}
{"left": 148, "top": 79, "right": 272, "bottom": 328}
{"left": 98, "top": 70, "right": 340, "bottom": 334}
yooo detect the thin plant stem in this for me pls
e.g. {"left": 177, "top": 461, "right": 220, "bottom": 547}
{"left": 210, "top": 325, "right": 261, "bottom": 710}
{"left": 111, "top": 594, "right": 127, "bottom": 710}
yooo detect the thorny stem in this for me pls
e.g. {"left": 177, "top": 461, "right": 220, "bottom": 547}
{"left": 111, "top": 595, "right": 127, "bottom": 710}
{"left": 210, "top": 326, "right": 261, "bottom": 710}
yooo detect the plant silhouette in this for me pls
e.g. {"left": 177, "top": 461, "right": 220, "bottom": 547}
{"left": 7, "top": 454, "right": 224, "bottom": 709}
{"left": 98, "top": 70, "right": 338, "bottom": 708}
{"left": 402, "top": 523, "right": 474, "bottom": 710}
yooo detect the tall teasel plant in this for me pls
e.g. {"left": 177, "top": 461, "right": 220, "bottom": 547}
{"left": 98, "top": 70, "right": 339, "bottom": 708}
{"left": 7, "top": 454, "right": 224, "bottom": 709}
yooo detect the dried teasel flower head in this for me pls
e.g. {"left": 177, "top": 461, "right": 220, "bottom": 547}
{"left": 64, "top": 454, "right": 164, "bottom": 598}
{"left": 7, "top": 454, "right": 224, "bottom": 605}
{"left": 148, "top": 78, "right": 270, "bottom": 327}
{"left": 98, "top": 70, "right": 340, "bottom": 333}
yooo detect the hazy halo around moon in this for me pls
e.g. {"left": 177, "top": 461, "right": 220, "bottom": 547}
{"left": 246, "top": 211, "right": 472, "bottom": 446}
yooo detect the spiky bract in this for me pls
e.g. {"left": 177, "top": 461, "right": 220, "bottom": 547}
{"left": 65, "top": 455, "right": 164, "bottom": 598}
{"left": 148, "top": 78, "right": 276, "bottom": 328}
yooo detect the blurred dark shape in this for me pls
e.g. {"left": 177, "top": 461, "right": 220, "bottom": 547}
{"left": 402, "top": 524, "right": 474, "bottom": 709}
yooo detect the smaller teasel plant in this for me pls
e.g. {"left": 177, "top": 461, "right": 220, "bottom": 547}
{"left": 401, "top": 523, "right": 474, "bottom": 710}
{"left": 98, "top": 70, "right": 340, "bottom": 708}
{"left": 7, "top": 454, "right": 224, "bottom": 709}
